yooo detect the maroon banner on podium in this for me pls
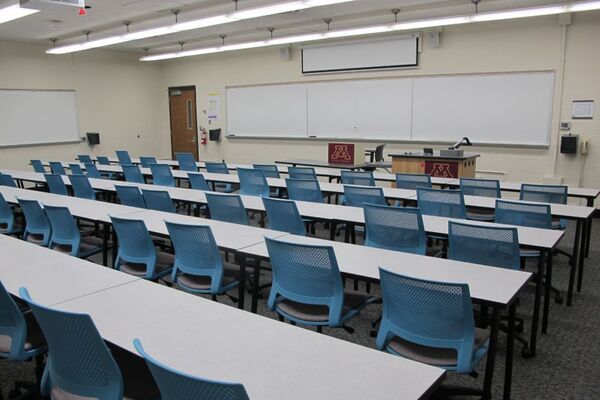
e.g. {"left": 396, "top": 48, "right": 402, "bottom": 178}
{"left": 328, "top": 143, "right": 355, "bottom": 165}
{"left": 424, "top": 161, "right": 459, "bottom": 178}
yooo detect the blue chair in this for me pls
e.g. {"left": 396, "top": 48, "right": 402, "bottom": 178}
{"left": 115, "top": 150, "right": 133, "bottom": 165}
{"left": 176, "top": 152, "right": 198, "bottom": 172}
{"left": 83, "top": 162, "right": 102, "bottom": 179}
{"left": 265, "top": 237, "right": 373, "bottom": 330}
{"left": 288, "top": 167, "right": 317, "bottom": 180}
{"left": 140, "top": 156, "right": 158, "bottom": 168}
{"left": 205, "top": 162, "right": 235, "bottom": 193}
{"left": 19, "top": 287, "right": 158, "bottom": 400}
{"left": 341, "top": 171, "right": 375, "bottom": 186}
{"left": 115, "top": 185, "right": 146, "bottom": 208}
{"left": 17, "top": 198, "right": 51, "bottom": 246}
{"left": 262, "top": 197, "right": 306, "bottom": 236}
{"left": 142, "top": 189, "right": 177, "bottom": 213}
{"left": 44, "top": 174, "right": 68, "bottom": 196}
{"left": 238, "top": 168, "right": 269, "bottom": 197}
{"left": 110, "top": 216, "right": 174, "bottom": 280}
{"left": 376, "top": 269, "right": 489, "bottom": 374}
{"left": 49, "top": 162, "right": 66, "bottom": 175}
{"left": 0, "top": 173, "right": 17, "bottom": 188}
{"left": 122, "top": 164, "right": 145, "bottom": 184}
{"left": 68, "top": 163, "right": 84, "bottom": 175}
{"left": 417, "top": 187, "right": 466, "bottom": 219}
{"left": 205, "top": 193, "right": 249, "bottom": 225}
{"left": 395, "top": 173, "right": 432, "bottom": 190}
{"left": 495, "top": 200, "right": 552, "bottom": 230}
{"left": 520, "top": 183, "right": 568, "bottom": 230}
{"left": 133, "top": 339, "right": 249, "bottom": 400}
{"left": 253, "top": 164, "right": 280, "bottom": 178}
{"left": 364, "top": 204, "right": 427, "bottom": 255}
{"left": 448, "top": 221, "right": 520, "bottom": 269}
{"left": 30, "top": 160, "right": 46, "bottom": 173}
{"left": 188, "top": 173, "right": 211, "bottom": 191}
{"left": 150, "top": 164, "right": 176, "bottom": 187}
{"left": 44, "top": 205, "right": 103, "bottom": 258}
{"left": 0, "top": 193, "right": 21, "bottom": 236}
{"left": 77, "top": 155, "right": 93, "bottom": 164}
{"left": 286, "top": 178, "right": 323, "bottom": 203}
{"left": 460, "top": 178, "right": 500, "bottom": 222}
{"left": 69, "top": 174, "right": 96, "bottom": 200}
{"left": 343, "top": 185, "right": 386, "bottom": 207}
{"left": 166, "top": 222, "right": 244, "bottom": 296}
{"left": 96, "top": 156, "right": 111, "bottom": 165}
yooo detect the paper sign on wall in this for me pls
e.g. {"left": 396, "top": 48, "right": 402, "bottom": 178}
{"left": 207, "top": 93, "right": 220, "bottom": 120}
{"left": 572, "top": 100, "right": 594, "bottom": 119}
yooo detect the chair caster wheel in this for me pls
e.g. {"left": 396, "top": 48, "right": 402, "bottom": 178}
{"left": 369, "top": 329, "right": 378, "bottom": 338}
{"left": 555, "top": 296, "right": 564, "bottom": 304}
{"left": 521, "top": 348, "right": 535, "bottom": 358}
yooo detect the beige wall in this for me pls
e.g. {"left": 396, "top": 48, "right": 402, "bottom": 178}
{"left": 162, "top": 11, "right": 600, "bottom": 201}
{"left": 0, "top": 40, "right": 170, "bottom": 170}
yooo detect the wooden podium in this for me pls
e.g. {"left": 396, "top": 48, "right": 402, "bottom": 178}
{"left": 389, "top": 152, "right": 480, "bottom": 178}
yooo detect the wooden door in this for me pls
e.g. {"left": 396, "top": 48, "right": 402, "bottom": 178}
{"left": 169, "top": 87, "right": 198, "bottom": 160}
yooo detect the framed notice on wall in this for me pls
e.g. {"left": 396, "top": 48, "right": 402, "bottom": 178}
{"left": 572, "top": 100, "right": 594, "bottom": 119}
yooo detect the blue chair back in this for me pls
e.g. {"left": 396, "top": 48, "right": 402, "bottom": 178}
{"left": 495, "top": 200, "right": 552, "bottom": 229}
{"left": 395, "top": 173, "right": 432, "bottom": 190}
{"left": 31, "top": 160, "right": 46, "bottom": 173}
{"left": 44, "top": 174, "right": 69, "bottom": 196}
{"left": 150, "top": 164, "right": 175, "bottom": 187}
{"left": 341, "top": 171, "right": 375, "bottom": 186}
{"left": 262, "top": 197, "right": 305, "bottom": 236}
{"left": 205, "top": 162, "right": 229, "bottom": 175}
{"left": 110, "top": 216, "right": 158, "bottom": 279}
{"left": 343, "top": 185, "right": 386, "bottom": 208}
{"left": 448, "top": 221, "right": 520, "bottom": 270}
{"left": 520, "top": 184, "right": 567, "bottom": 205}
{"left": 115, "top": 185, "right": 146, "bottom": 208}
{"left": 205, "top": 193, "right": 249, "bottom": 225}
{"left": 69, "top": 174, "right": 96, "bottom": 200}
{"left": 17, "top": 198, "right": 51, "bottom": 246}
{"left": 188, "top": 173, "right": 211, "bottom": 191}
{"left": 288, "top": 167, "right": 317, "bottom": 180}
{"left": 0, "top": 173, "right": 17, "bottom": 188}
{"left": 133, "top": 339, "right": 249, "bottom": 400}
{"left": 375, "top": 269, "right": 481, "bottom": 373}
{"left": 417, "top": 187, "right": 466, "bottom": 219}
{"left": 265, "top": 237, "right": 346, "bottom": 325}
{"left": 0, "top": 193, "right": 17, "bottom": 234}
{"left": 83, "top": 163, "right": 101, "bottom": 179}
{"left": 96, "top": 156, "right": 111, "bottom": 165}
{"left": 142, "top": 189, "right": 177, "bottom": 213}
{"left": 122, "top": 165, "right": 145, "bottom": 184}
{"left": 49, "top": 162, "right": 66, "bottom": 175}
{"left": 77, "top": 155, "right": 93, "bottom": 164}
{"left": 139, "top": 156, "right": 158, "bottom": 168}
{"left": 460, "top": 178, "right": 501, "bottom": 198}
{"left": 115, "top": 150, "right": 133, "bottom": 165}
{"left": 175, "top": 153, "right": 198, "bottom": 172}
{"left": 68, "top": 163, "right": 84, "bottom": 175}
{"left": 165, "top": 222, "right": 229, "bottom": 293}
{"left": 238, "top": 168, "right": 269, "bottom": 197}
{"left": 44, "top": 205, "right": 81, "bottom": 256}
{"left": 364, "top": 204, "right": 426, "bottom": 255}
{"left": 286, "top": 178, "right": 323, "bottom": 203}
{"left": 19, "top": 288, "right": 123, "bottom": 399}
{"left": 253, "top": 164, "right": 280, "bottom": 178}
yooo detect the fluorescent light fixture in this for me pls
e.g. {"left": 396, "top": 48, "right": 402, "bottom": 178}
{"left": 46, "top": 0, "right": 357, "bottom": 54}
{"left": 141, "top": 0, "right": 600, "bottom": 62}
{"left": 0, "top": 2, "right": 38, "bottom": 25}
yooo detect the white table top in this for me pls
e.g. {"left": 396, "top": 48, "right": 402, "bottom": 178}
{"left": 56, "top": 279, "right": 445, "bottom": 400}
{"left": 241, "top": 234, "right": 531, "bottom": 306}
{"left": 463, "top": 195, "right": 595, "bottom": 220}
{"left": 0, "top": 235, "right": 138, "bottom": 306}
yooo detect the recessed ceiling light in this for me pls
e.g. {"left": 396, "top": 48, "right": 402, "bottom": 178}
{"left": 0, "top": 2, "right": 39, "bottom": 25}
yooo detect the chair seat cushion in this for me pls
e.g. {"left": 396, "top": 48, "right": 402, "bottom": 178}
{"left": 26, "top": 233, "right": 46, "bottom": 245}
{"left": 53, "top": 235, "right": 104, "bottom": 255}
{"left": 520, "top": 247, "right": 540, "bottom": 258}
{"left": 0, "top": 312, "right": 45, "bottom": 354}
{"left": 466, "top": 209, "right": 495, "bottom": 222}
{"left": 176, "top": 262, "right": 241, "bottom": 290}
{"left": 387, "top": 327, "right": 489, "bottom": 367}
{"left": 120, "top": 251, "right": 174, "bottom": 277}
{"left": 275, "top": 290, "right": 371, "bottom": 323}
{"left": 0, "top": 221, "right": 22, "bottom": 234}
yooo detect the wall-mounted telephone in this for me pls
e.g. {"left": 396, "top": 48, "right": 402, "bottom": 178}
{"left": 581, "top": 138, "right": 590, "bottom": 155}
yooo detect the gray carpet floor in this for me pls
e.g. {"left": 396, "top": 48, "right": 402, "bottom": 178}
{"left": 1, "top": 216, "right": 599, "bottom": 399}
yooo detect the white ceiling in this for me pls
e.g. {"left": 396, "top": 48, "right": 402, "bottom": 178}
{"left": 0, "top": 0, "right": 579, "bottom": 55}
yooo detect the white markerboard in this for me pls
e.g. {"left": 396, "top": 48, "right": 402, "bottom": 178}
{"left": 227, "top": 84, "right": 307, "bottom": 138}
{"left": 0, "top": 89, "right": 80, "bottom": 147}
{"left": 411, "top": 72, "right": 555, "bottom": 146}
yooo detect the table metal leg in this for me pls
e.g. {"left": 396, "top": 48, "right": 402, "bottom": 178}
{"left": 528, "top": 252, "right": 544, "bottom": 356}
{"left": 251, "top": 258, "right": 261, "bottom": 314}
{"left": 585, "top": 197, "right": 593, "bottom": 257}
{"left": 567, "top": 220, "right": 582, "bottom": 306}
{"left": 102, "top": 222, "right": 109, "bottom": 267}
{"left": 111, "top": 228, "right": 118, "bottom": 268}
{"left": 237, "top": 254, "right": 246, "bottom": 310}
{"left": 482, "top": 307, "right": 500, "bottom": 400}
{"left": 329, "top": 221, "right": 337, "bottom": 241}
{"left": 577, "top": 218, "right": 589, "bottom": 292}
{"left": 542, "top": 252, "right": 553, "bottom": 334}
{"left": 503, "top": 303, "right": 517, "bottom": 400}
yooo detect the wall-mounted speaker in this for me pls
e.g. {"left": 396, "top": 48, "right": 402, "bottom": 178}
{"left": 427, "top": 31, "right": 440, "bottom": 48}
{"left": 280, "top": 46, "right": 291, "bottom": 61}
